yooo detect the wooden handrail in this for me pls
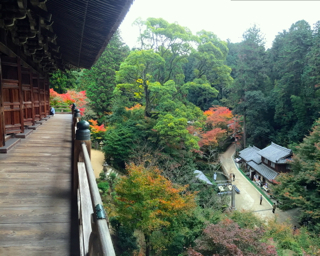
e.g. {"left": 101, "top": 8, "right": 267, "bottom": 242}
{"left": 82, "top": 143, "right": 115, "bottom": 256}
{"left": 72, "top": 110, "right": 115, "bottom": 256}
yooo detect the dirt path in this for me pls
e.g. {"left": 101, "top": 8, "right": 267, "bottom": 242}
{"left": 91, "top": 149, "right": 105, "bottom": 178}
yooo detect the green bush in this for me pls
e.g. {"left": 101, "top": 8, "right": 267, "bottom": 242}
{"left": 97, "top": 181, "right": 109, "bottom": 194}
{"left": 110, "top": 217, "right": 138, "bottom": 256}
{"left": 99, "top": 171, "right": 106, "bottom": 180}
{"left": 278, "top": 238, "right": 302, "bottom": 254}
{"left": 229, "top": 210, "right": 264, "bottom": 229}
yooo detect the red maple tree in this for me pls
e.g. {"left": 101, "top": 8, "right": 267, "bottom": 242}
{"left": 188, "top": 219, "right": 277, "bottom": 256}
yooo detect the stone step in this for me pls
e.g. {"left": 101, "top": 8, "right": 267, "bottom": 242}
{"left": 0, "top": 138, "right": 21, "bottom": 153}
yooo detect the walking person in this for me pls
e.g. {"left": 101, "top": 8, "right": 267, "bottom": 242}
{"left": 272, "top": 203, "right": 277, "bottom": 213}
{"left": 233, "top": 173, "right": 235, "bottom": 181}
{"left": 260, "top": 194, "right": 263, "bottom": 205}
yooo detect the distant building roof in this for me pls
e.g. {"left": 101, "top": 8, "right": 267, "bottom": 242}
{"left": 258, "top": 142, "right": 292, "bottom": 164}
{"left": 194, "top": 170, "right": 213, "bottom": 185}
{"left": 248, "top": 161, "right": 278, "bottom": 181}
{"left": 239, "top": 146, "right": 262, "bottom": 164}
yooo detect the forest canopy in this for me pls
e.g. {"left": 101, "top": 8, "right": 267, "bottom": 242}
{"left": 49, "top": 17, "right": 320, "bottom": 255}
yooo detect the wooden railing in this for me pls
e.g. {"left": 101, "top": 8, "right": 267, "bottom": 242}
{"left": 53, "top": 105, "right": 72, "bottom": 113}
{"left": 72, "top": 107, "right": 115, "bottom": 256}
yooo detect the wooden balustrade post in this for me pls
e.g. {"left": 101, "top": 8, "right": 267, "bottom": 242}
{"left": 71, "top": 103, "right": 76, "bottom": 115}
{"left": 73, "top": 120, "right": 91, "bottom": 195}
{"left": 72, "top": 108, "right": 81, "bottom": 141}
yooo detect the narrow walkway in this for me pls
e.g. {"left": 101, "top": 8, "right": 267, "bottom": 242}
{"left": 220, "top": 144, "right": 300, "bottom": 225}
{"left": 0, "top": 114, "right": 74, "bottom": 256}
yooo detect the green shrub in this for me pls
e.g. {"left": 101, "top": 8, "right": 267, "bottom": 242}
{"left": 229, "top": 210, "right": 264, "bottom": 229}
{"left": 278, "top": 238, "right": 302, "bottom": 254}
{"left": 110, "top": 217, "right": 138, "bottom": 255}
{"left": 97, "top": 181, "right": 109, "bottom": 193}
{"left": 99, "top": 171, "right": 106, "bottom": 180}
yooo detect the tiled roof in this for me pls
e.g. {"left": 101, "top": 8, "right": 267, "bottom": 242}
{"left": 248, "top": 161, "right": 278, "bottom": 181}
{"left": 258, "top": 142, "right": 292, "bottom": 163}
{"left": 239, "top": 146, "right": 262, "bottom": 164}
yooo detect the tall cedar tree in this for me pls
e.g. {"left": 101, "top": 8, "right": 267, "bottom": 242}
{"left": 81, "top": 31, "right": 129, "bottom": 118}
{"left": 228, "top": 25, "right": 271, "bottom": 148}
{"left": 269, "top": 20, "right": 313, "bottom": 144}
{"left": 273, "top": 118, "right": 320, "bottom": 232}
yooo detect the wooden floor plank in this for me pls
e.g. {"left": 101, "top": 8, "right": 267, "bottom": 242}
{"left": 0, "top": 114, "right": 73, "bottom": 256}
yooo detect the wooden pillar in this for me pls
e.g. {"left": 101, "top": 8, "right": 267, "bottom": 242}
{"left": 45, "top": 77, "right": 50, "bottom": 116}
{"left": 32, "top": 73, "right": 40, "bottom": 121}
{"left": 21, "top": 67, "right": 35, "bottom": 127}
{"left": 0, "top": 56, "right": 5, "bottom": 147}
{"left": 17, "top": 58, "right": 24, "bottom": 133}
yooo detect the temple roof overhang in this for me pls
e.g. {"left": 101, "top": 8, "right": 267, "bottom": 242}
{"left": 0, "top": 0, "right": 133, "bottom": 74}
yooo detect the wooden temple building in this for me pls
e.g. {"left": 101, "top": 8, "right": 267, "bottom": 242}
{"left": 0, "top": 0, "right": 133, "bottom": 255}
{"left": 0, "top": 0, "right": 133, "bottom": 148}
{"left": 239, "top": 142, "right": 292, "bottom": 186}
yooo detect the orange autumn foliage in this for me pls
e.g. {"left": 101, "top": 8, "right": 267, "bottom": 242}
{"left": 199, "top": 106, "right": 240, "bottom": 147}
{"left": 50, "top": 88, "right": 87, "bottom": 115}
{"left": 199, "top": 128, "right": 226, "bottom": 147}
{"left": 115, "top": 163, "right": 197, "bottom": 234}
{"left": 204, "top": 106, "right": 233, "bottom": 129}
{"left": 125, "top": 104, "right": 143, "bottom": 111}
{"left": 88, "top": 119, "right": 107, "bottom": 133}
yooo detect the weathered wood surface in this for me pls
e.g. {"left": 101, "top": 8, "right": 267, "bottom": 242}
{"left": 0, "top": 114, "right": 74, "bottom": 256}
{"left": 78, "top": 162, "right": 94, "bottom": 256}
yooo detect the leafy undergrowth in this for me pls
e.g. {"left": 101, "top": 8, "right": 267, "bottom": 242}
{"left": 97, "top": 166, "right": 320, "bottom": 256}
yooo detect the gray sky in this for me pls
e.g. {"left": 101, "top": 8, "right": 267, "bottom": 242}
{"left": 119, "top": 0, "right": 320, "bottom": 49}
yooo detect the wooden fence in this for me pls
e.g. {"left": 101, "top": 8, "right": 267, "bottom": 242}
{"left": 72, "top": 108, "right": 115, "bottom": 256}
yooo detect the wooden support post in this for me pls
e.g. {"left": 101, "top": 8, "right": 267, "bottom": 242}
{"left": 73, "top": 120, "right": 91, "bottom": 195}
{"left": 72, "top": 109, "right": 81, "bottom": 141}
{"left": 72, "top": 103, "right": 76, "bottom": 116}
{"left": 0, "top": 56, "right": 4, "bottom": 147}
{"left": 17, "top": 58, "right": 25, "bottom": 133}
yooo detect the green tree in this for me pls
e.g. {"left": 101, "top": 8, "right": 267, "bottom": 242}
{"left": 188, "top": 31, "right": 233, "bottom": 108}
{"left": 135, "top": 17, "right": 194, "bottom": 85}
{"left": 228, "top": 25, "right": 270, "bottom": 147}
{"left": 49, "top": 69, "right": 81, "bottom": 93}
{"left": 273, "top": 118, "right": 320, "bottom": 232}
{"left": 270, "top": 20, "right": 313, "bottom": 144}
{"left": 81, "top": 31, "right": 129, "bottom": 118}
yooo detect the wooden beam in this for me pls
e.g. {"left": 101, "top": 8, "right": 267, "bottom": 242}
{"left": 0, "top": 28, "right": 44, "bottom": 75}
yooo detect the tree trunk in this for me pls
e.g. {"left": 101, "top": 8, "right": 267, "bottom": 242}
{"left": 243, "top": 112, "right": 247, "bottom": 148}
{"left": 145, "top": 234, "right": 150, "bottom": 256}
{"left": 144, "top": 85, "right": 151, "bottom": 117}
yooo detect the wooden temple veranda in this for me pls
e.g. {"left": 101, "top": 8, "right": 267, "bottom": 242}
{"left": 0, "top": 1, "right": 133, "bottom": 255}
